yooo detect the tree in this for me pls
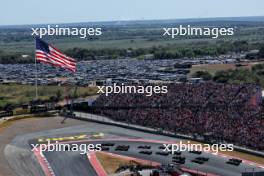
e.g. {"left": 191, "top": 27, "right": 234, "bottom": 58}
{"left": 213, "top": 70, "right": 231, "bottom": 83}
{"left": 259, "top": 44, "right": 264, "bottom": 58}
{"left": 56, "top": 89, "right": 62, "bottom": 100}
{"left": 192, "top": 71, "right": 212, "bottom": 80}
{"left": 233, "top": 40, "right": 249, "bottom": 53}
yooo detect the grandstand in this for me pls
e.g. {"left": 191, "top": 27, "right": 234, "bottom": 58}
{"left": 91, "top": 83, "right": 264, "bottom": 151}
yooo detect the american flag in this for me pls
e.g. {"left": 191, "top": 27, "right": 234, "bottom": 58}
{"left": 35, "top": 37, "right": 77, "bottom": 72}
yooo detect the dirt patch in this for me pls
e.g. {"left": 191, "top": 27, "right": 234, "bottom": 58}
{"left": 189, "top": 61, "right": 264, "bottom": 76}
{"left": 96, "top": 152, "right": 155, "bottom": 175}
{"left": 96, "top": 152, "right": 130, "bottom": 174}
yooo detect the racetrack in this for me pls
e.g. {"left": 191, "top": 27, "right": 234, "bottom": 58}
{"left": 4, "top": 116, "right": 264, "bottom": 176}
{"left": 39, "top": 139, "right": 264, "bottom": 176}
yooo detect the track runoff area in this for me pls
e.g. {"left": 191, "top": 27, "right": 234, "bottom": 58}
{"left": 14, "top": 122, "right": 263, "bottom": 176}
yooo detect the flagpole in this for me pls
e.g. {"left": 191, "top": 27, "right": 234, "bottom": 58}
{"left": 35, "top": 38, "right": 38, "bottom": 100}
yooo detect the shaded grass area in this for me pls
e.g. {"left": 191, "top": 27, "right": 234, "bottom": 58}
{"left": 0, "top": 84, "right": 98, "bottom": 108}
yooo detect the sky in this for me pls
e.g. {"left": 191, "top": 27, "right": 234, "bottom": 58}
{"left": 0, "top": 0, "right": 263, "bottom": 25}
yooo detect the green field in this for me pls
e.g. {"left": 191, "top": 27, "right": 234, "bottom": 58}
{"left": 0, "top": 38, "right": 216, "bottom": 54}
{"left": 0, "top": 84, "right": 98, "bottom": 108}
{"left": 1, "top": 21, "right": 264, "bottom": 55}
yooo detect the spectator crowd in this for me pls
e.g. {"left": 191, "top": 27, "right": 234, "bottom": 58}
{"left": 93, "top": 83, "right": 264, "bottom": 151}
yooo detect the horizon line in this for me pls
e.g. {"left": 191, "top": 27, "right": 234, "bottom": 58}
{"left": 1, "top": 15, "right": 264, "bottom": 27}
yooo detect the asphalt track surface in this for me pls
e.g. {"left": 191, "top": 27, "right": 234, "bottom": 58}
{"left": 42, "top": 140, "right": 264, "bottom": 176}
{"left": 5, "top": 118, "right": 264, "bottom": 176}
